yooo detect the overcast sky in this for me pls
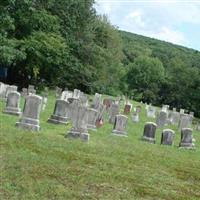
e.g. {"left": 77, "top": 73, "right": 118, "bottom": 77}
{"left": 94, "top": 0, "right": 200, "bottom": 51}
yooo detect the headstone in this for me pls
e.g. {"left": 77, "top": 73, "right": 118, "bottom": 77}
{"left": 91, "top": 93, "right": 102, "bottom": 110}
{"left": 87, "top": 108, "right": 98, "bottom": 131}
{"left": 124, "top": 103, "right": 132, "bottom": 114}
{"left": 96, "top": 104, "right": 105, "bottom": 128}
{"left": 161, "top": 129, "right": 175, "bottom": 146}
{"left": 112, "top": 114, "right": 128, "bottom": 136}
{"left": 55, "top": 86, "right": 62, "bottom": 98}
{"left": 66, "top": 105, "right": 89, "bottom": 142}
{"left": 180, "top": 109, "right": 185, "bottom": 114}
{"left": 136, "top": 105, "right": 142, "bottom": 113}
{"left": 179, "top": 114, "right": 191, "bottom": 130}
{"left": 16, "top": 94, "right": 42, "bottom": 131}
{"left": 3, "top": 91, "right": 21, "bottom": 116}
{"left": 179, "top": 128, "right": 195, "bottom": 149}
{"left": 168, "top": 111, "right": 180, "bottom": 125}
{"left": 48, "top": 99, "right": 70, "bottom": 124}
{"left": 147, "top": 106, "right": 156, "bottom": 118}
{"left": 142, "top": 122, "right": 157, "bottom": 143}
{"left": 109, "top": 103, "right": 120, "bottom": 124}
{"left": 28, "top": 85, "right": 36, "bottom": 94}
{"left": 132, "top": 112, "right": 139, "bottom": 123}
{"left": 21, "top": 88, "right": 28, "bottom": 97}
{"left": 79, "top": 93, "right": 88, "bottom": 106}
{"left": 5, "top": 85, "right": 17, "bottom": 98}
{"left": 156, "top": 111, "right": 167, "bottom": 127}
{"left": 73, "top": 89, "right": 81, "bottom": 99}
{"left": 103, "top": 98, "right": 112, "bottom": 110}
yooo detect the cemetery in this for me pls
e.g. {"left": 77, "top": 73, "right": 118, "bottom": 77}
{"left": 0, "top": 82, "right": 200, "bottom": 199}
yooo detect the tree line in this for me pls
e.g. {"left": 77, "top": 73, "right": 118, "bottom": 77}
{"left": 0, "top": 0, "right": 200, "bottom": 117}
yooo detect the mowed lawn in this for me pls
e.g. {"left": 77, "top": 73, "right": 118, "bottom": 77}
{"left": 0, "top": 92, "right": 200, "bottom": 200}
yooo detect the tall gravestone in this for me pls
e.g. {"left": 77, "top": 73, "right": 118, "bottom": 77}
{"left": 161, "top": 129, "right": 175, "bottom": 146}
{"left": 3, "top": 91, "right": 21, "bottom": 116}
{"left": 5, "top": 85, "right": 17, "bottom": 98}
{"left": 142, "top": 122, "right": 157, "bottom": 143}
{"left": 179, "top": 114, "right": 190, "bottom": 130}
{"left": 48, "top": 99, "right": 70, "bottom": 124}
{"left": 132, "top": 111, "right": 139, "bottom": 123}
{"left": 147, "top": 106, "right": 156, "bottom": 118}
{"left": 112, "top": 114, "right": 128, "bottom": 136}
{"left": 16, "top": 95, "right": 42, "bottom": 131}
{"left": 87, "top": 108, "right": 98, "bottom": 131}
{"left": 156, "top": 111, "right": 167, "bottom": 127}
{"left": 109, "top": 103, "right": 120, "bottom": 124}
{"left": 179, "top": 128, "right": 195, "bottom": 149}
{"left": 66, "top": 105, "right": 89, "bottom": 142}
{"left": 91, "top": 93, "right": 102, "bottom": 110}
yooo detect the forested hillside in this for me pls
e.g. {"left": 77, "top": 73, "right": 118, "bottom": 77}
{"left": 0, "top": 0, "right": 200, "bottom": 117}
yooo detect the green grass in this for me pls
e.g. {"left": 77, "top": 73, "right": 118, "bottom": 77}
{"left": 0, "top": 93, "right": 200, "bottom": 200}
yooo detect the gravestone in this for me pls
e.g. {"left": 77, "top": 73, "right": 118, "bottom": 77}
{"left": 55, "top": 87, "right": 62, "bottom": 98}
{"left": 179, "top": 128, "right": 195, "bottom": 149}
{"left": 180, "top": 109, "right": 185, "bottom": 114}
{"left": 109, "top": 103, "right": 120, "bottom": 124}
{"left": 112, "top": 114, "right": 128, "bottom": 136}
{"left": 48, "top": 99, "right": 70, "bottom": 124}
{"left": 16, "top": 94, "right": 42, "bottom": 131}
{"left": 161, "top": 129, "right": 175, "bottom": 146}
{"left": 41, "top": 94, "right": 48, "bottom": 111}
{"left": 96, "top": 104, "right": 105, "bottom": 128}
{"left": 73, "top": 89, "right": 81, "bottom": 99}
{"left": 142, "top": 122, "right": 157, "bottom": 143}
{"left": 87, "top": 108, "right": 98, "bottom": 131}
{"left": 136, "top": 105, "right": 142, "bottom": 113}
{"left": 3, "top": 91, "right": 21, "bottom": 116}
{"left": 5, "top": 85, "right": 17, "bottom": 98}
{"left": 179, "top": 114, "right": 191, "bottom": 130}
{"left": 28, "top": 85, "right": 36, "bottom": 94}
{"left": 147, "top": 106, "right": 156, "bottom": 118}
{"left": 124, "top": 103, "right": 132, "bottom": 114}
{"left": 103, "top": 98, "right": 112, "bottom": 110}
{"left": 156, "top": 111, "right": 167, "bottom": 127}
{"left": 168, "top": 111, "right": 180, "bottom": 125}
{"left": 21, "top": 88, "right": 28, "bottom": 97}
{"left": 132, "top": 112, "right": 139, "bottom": 123}
{"left": 91, "top": 93, "right": 102, "bottom": 110}
{"left": 66, "top": 105, "right": 89, "bottom": 142}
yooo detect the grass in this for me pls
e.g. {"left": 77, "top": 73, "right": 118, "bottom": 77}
{"left": 0, "top": 92, "right": 200, "bottom": 200}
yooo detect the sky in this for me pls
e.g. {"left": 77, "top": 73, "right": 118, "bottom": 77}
{"left": 94, "top": 0, "right": 200, "bottom": 51}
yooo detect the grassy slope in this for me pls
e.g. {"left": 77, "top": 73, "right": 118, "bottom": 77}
{"left": 0, "top": 93, "right": 200, "bottom": 200}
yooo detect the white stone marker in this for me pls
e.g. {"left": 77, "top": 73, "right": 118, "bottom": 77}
{"left": 112, "top": 114, "right": 128, "bottom": 136}
{"left": 87, "top": 108, "right": 98, "bottom": 131}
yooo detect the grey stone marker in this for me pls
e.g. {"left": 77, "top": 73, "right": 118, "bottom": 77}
{"left": 161, "top": 129, "right": 175, "bottom": 146}
{"left": 21, "top": 88, "right": 28, "bottom": 97}
{"left": 142, "top": 122, "right": 157, "bottom": 143}
{"left": 87, "top": 108, "right": 98, "bottom": 131}
{"left": 179, "top": 128, "right": 195, "bottom": 149}
{"left": 48, "top": 99, "right": 70, "bottom": 124}
{"left": 3, "top": 91, "right": 21, "bottom": 116}
{"left": 179, "top": 114, "right": 190, "bottom": 130}
{"left": 42, "top": 94, "right": 48, "bottom": 111}
{"left": 109, "top": 103, "right": 120, "bottom": 124}
{"left": 55, "top": 86, "right": 62, "bottom": 98}
{"left": 28, "top": 85, "right": 36, "bottom": 94}
{"left": 66, "top": 105, "right": 89, "bottom": 142}
{"left": 132, "top": 112, "right": 139, "bottom": 123}
{"left": 16, "top": 94, "right": 42, "bottom": 131}
{"left": 147, "top": 106, "right": 156, "bottom": 118}
{"left": 112, "top": 114, "right": 128, "bottom": 136}
{"left": 5, "top": 85, "right": 17, "bottom": 98}
{"left": 91, "top": 93, "right": 102, "bottom": 110}
{"left": 156, "top": 111, "right": 167, "bottom": 127}
{"left": 169, "top": 111, "right": 180, "bottom": 125}
{"left": 180, "top": 109, "right": 185, "bottom": 114}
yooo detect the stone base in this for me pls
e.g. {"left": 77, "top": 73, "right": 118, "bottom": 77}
{"left": 142, "top": 136, "right": 155, "bottom": 144}
{"left": 112, "top": 130, "right": 127, "bottom": 137}
{"left": 179, "top": 142, "right": 195, "bottom": 149}
{"left": 3, "top": 107, "right": 21, "bottom": 116}
{"left": 47, "top": 115, "right": 69, "bottom": 125}
{"left": 66, "top": 130, "right": 89, "bottom": 142}
{"left": 16, "top": 122, "right": 40, "bottom": 131}
{"left": 87, "top": 124, "right": 97, "bottom": 131}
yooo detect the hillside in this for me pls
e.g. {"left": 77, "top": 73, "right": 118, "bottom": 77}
{"left": 0, "top": 92, "right": 200, "bottom": 199}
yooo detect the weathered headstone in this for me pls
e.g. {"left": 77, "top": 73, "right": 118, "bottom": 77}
{"left": 112, "top": 114, "right": 128, "bottom": 136}
{"left": 91, "top": 93, "right": 102, "bottom": 110}
{"left": 87, "top": 108, "right": 98, "bottom": 131}
{"left": 3, "top": 91, "right": 21, "bottom": 116}
{"left": 21, "top": 88, "right": 28, "bottom": 97}
{"left": 179, "top": 128, "right": 195, "bottom": 149}
{"left": 147, "top": 106, "right": 156, "bottom": 118}
{"left": 136, "top": 105, "right": 142, "bottom": 113}
{"left": 161, "top": 129, "right": 175, "bottom": 146}
{"left": 142, "top": 122, "right": 157, "bottom": 143}
{"left": 96, "top": 104, "right": 105, "bottom": 128}
{"left": 55, "top": 86, "right": 62, "bottom": 98}
{"left": 5, "top": 85, "right": 17, "bottom": 98}
{"left": 73, "top": 89, "right": 81, "bottom": 99}
{"left": 16, "top": 94, "right": 42, "bottom": 131}
{"left": 66, "top": 105, "right": 89, "bottom": 142}
{"left": 103, "top": 98, "right": 112, "bottom": 110}
{"left": 109, "top": 103, "right": 120, "bottom": 124}
{"left": 132, "top": 112, "right": 139, "bottom": 123}
{"left": 48, "top": 100, "right": 70, "bottom": 124}
{"left": 197, "top": 123, "right": 200, "bottom": 131}
{"left": 179, "top": 114, "right": 191, "bottom": 130}
{"left": 28, "top": 85, "right": 36, "bottom": 94}
{"left": 156, "top": 111, "right": 167, "bottom": 127}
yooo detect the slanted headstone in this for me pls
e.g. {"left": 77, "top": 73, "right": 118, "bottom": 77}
{"left": 41, "top": 93, "right": 48, "bottom": 111}
{"left": 136, "top": 105, "right": 142, "bottom": 113}
{"left": 73, "top": 89, "right": 81, "bottom": 99}
{"left": 16, "top": 94, "right": 42, "bottom": 131}
{"left": 109, "top": 103, "right": 120, "bottom": 124}
{"left": 48, "top": 99, "right": 70, "bottom": 124}
{"left": 142, "top": 122, "right": 157, "bottom": 143}
{"left": 179, "top": 128, "right": 195, "bottom": 149}
{"left": 197, "top": 123, "right": 200, "bottom": 131}
{"left": 0, "top": 82, "right": 8, "bottom": 98}
{"left": 66, "top": 105, "right": 89, "bottom": 142}
{"left": 87, "top": 108, "right": 98, "bottom": 131}
{"left": 112, "top": 114, "right": 128, "bottom": 136}
{"left": 132, "top": 111, "right": 139, "bottom": 123}
{"left": 3, "top": 91, "right": 21, "bottom": 116}
{"left": 180, "top": 109, "right": 185, "bottom": 114}
{"left": 161, "top": 129, "right": 175, "bottom": 146}
{"left": 156, "top": 111, "right": 167, "bottom": 127}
